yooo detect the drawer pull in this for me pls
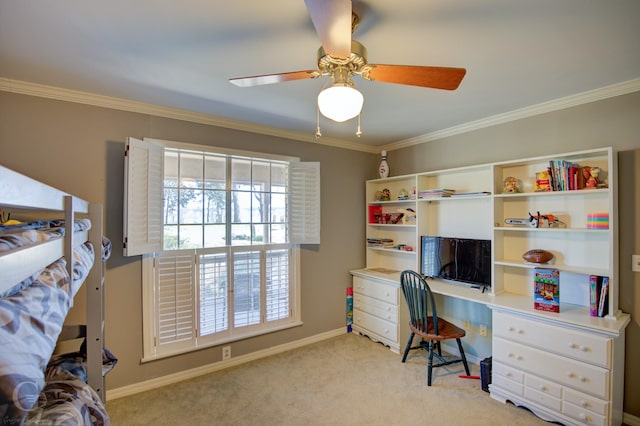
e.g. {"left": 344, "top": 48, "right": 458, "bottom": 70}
{"left": 507, "top": 352, "right": 514, "bottom": 358}
{"left": 580, "top": 400, "right": 590, "bottom": 408}
{"left": 539, "top": 385, "right": 547, "bottom": 391}
{"left": 579, "top": 376, "right": 587, "bottom": 383}
{"left": 506, "top": 372, "right": 512, "bottom": 377}
{"left": 579, "top": 413, "right": 590, "bottom": 421}
{"left": 508, "top": 326, "right": 515, "bottom": 332}
{"left": 569, "top": 343, "right": 589, "bottom": 352}
{"left": 567, "top": 372, "right": 576, "bottom": 379}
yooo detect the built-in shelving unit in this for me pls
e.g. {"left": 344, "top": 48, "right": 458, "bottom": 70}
{"left": 351, "top": 147, "right": 629, "bottom": 425}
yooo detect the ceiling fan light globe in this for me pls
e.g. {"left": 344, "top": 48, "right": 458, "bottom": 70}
{"left": 317, "top": 85, "right": 364, "bottom": 122}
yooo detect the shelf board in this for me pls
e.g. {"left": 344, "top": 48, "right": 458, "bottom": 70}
{"left": 367, "top": 223, "right": 416, "bottom": 228}
{"left": 494, "top": 188, "right": 609, "bottom": 198}
{"left": 494, "top": 226, "right": 609, "bottom": 233}
{"left": 368, "top": 199, "right": 416, "bottom": 205}
{"left": 494, "top": 260, "right": 609, "bottom": 277}
{"left": 489, "top": 292, "right": 630, "bottom": 335}
{"left": 366, "top": 246, "right": 417, "bottom": 255}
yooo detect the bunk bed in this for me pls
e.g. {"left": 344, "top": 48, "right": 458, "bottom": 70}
{"left": 0, "top": 165, "right": 115, "bottom": 425}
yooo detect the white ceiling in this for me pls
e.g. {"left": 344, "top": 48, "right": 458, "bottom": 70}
{"left": 1, "top": 1, "right": 639, "bottom": 151}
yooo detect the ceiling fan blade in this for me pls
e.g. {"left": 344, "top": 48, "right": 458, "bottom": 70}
{"left": 230, "top": 70, "right": 320, "bottom": 88}
{"left": 363, "top": 65, "right": 467, "bottom": 90}
{"left": 304, "top": 0, "right": 352, "bottom": 59}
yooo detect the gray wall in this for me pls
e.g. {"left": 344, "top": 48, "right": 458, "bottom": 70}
{"left": 0, "top": 91, "right": 373, "bottom": 391}
{"left": 1, "top": 88, "right": 638, "bottom": 417}
{"left": 388, "top": 91, "right": 640, "bottom": 417}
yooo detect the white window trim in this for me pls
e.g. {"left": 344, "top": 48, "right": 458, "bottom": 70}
{"left": 126, "top": 137, "right": 317, "bottom": 362}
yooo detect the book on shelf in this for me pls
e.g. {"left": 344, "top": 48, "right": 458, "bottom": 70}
{"left": 450, "top": 191, "right": 491, "bottom": 197}
{"left": 366, "top": 238, "right": 394, "bottom": 248}
{"left": 588, "top": 274, "right": 610, "bottom": 317}
{"left": 589, "top": 275, "right": 602, "bottom": 317}
{"left": 418, "top": 188, "right": 455, "bottom": 198}
{"left": 598, "top": 276, "right": 609, "bottom": 317}
{"left": 533, "top": 268, "right": 560, "bottom": 313}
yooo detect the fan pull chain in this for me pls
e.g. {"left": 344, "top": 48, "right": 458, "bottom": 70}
{"left": 356, "top": 112, "right": 362, "bottom": 137}
{"left": 315, "top": 107, "right": 322, "bottom": 139}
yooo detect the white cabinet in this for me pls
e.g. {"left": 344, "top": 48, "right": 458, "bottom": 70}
{"left": 350, "top": 274, "right": 409, "bottom": 353}
{"left": 351, "top": 147, "right": 629, "bottom": 424}
{"left": 489, "top": 308, "right": 626, "bottom": 426}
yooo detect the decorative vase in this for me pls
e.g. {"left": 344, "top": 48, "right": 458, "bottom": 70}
{"left": 378, "top": 151, "right": 389, "bottom": 178}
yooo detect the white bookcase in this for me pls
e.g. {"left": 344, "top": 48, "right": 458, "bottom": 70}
{"left": 351, "top": 147, "right": 629, "bottom": 425}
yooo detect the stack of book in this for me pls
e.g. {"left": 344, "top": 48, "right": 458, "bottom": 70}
{"left": 418, "top": 188, "right": 455, "bottom": 199}
{"left": 367, "top": 238, "right": 394, "bottom": 248}
{"left": 589, "top": 275, "right": 609, "bottom": 317}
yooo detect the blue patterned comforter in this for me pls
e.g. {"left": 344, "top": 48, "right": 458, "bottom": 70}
{"left": 0, "top": 220, "right": 113, "bottom": 425}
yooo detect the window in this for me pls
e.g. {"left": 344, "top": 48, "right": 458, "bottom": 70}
{"left": 124, "top": 137, "right": 319, "bottom": 360}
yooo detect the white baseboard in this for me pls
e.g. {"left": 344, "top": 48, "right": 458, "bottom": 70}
{"left": 624, "top": 412, "right": 640, "bottom": 426}
{"left": 106, "top": 328, "right": 346, "bottom": 401}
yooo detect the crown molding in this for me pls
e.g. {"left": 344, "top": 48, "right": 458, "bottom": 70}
{"left": 0, "top": 78, "right": 376, "bottom": 153}
{"left": 3, "top": 77, "right": 637, "bottom": 155}
{"left": 383, "top": 78, "right": 640, "bottom": 152}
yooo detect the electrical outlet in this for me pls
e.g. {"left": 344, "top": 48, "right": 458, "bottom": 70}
{"left": 479, "top": 325, "right": 488, "bottom": 337}
{"left": 632, "top": 255, "right": 640, "bottom": 272}
{"left": 462, "top": 320, "right": 471, "bottom": 330}
{"left": 222, "top": 346, "right": 231, "bottom": 360}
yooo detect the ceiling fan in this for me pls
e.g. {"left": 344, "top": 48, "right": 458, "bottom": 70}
{"left": 229, "top": 0, "right": 466, "bottom": 126}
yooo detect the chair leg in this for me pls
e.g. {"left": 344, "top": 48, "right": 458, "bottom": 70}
{"left": 401, "top": 332, "right": 415, "bottom": 363}
{"left": 427, "top": 340, "right": 434, "bottom": 386}
{"left": 456, "top": 338, "right": 471, "bottom": 376}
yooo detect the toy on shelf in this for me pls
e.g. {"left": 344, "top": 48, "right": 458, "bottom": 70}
{"left": 502, "top": 176, "right": 522, "bottom": 193}
{"left": 505, "top": 211, "right": 566, "bottom": 228}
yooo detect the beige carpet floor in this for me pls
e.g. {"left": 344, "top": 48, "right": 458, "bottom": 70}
{"left": 107, "top": 333, "right": 548, "bottom": 425}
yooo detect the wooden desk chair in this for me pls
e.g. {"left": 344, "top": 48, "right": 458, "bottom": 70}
{"left": 400, "top": 270, "right": 471, "bottom": 386}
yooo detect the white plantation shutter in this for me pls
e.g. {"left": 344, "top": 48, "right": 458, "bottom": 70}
{"left": 124, "top": 137, "right": 164, "bottom": 256}
{"left": 266, "top": 249, "right": 290, "bottom": 322}
{"left": 155, "top": 252, "right": 196, "bottom": 354}
{"left": 289, "top": 162, "right": 320, "bottom": 244}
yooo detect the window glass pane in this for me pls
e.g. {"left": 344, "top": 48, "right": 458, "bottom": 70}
{"left": 271, "top": 163, "right": 287, "bottom": 193}
{"left": 252, "top": 192, "right": 267, "bottom": 222}
{"left": 204, "top": 225, "right": 226, "bottom": 247}
{"left": 231, "top": 191, "right": 251, "bottom": 223}
{"left": 164, "top": 188, "right": 179, "bottom": 224}
{"left": 163, "top": 225, "right": 178, "bottom": 250}
{"left": 204, "top": 155, "right": 226, "bottom": 190}
{"left": 233, "top": 251, "right": 261, "bottom": 327}
{"left": 200, "top": 253, "right": 228, "bottom": 336}
{"left": 180, "top": 153, "right": 203, "bottom": 188}
{"left": 253, "top": 224, "right": 267, "bottom": 244}
{"left": 231, "top": 224, "right": 251, "bottom": 246}
{"left": 204, "top": 189, "right": 225, "bottom": 224}
{"left": 266, "top": 249, "right": 289, "bottom": 321}
{"left": 164, "top": 151, "right": 179, "bottom": 187}
{"left": 180, "top": 189, "right": 203, "bottom": 224}
{"left": 271, "top": 193, "right": 286, "bottom": 223}
{"left": 231, "top": 158, "right": 251, "bottom": 190}
{"left": 178, "top": 225, "right": 203, "bottom": 249}
{"left": 252, "top": 161, "right": 270, "bottom": 192}
{"left": 270, "top": 224, "right": 287, "bottom": 244}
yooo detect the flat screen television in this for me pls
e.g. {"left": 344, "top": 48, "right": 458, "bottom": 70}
{"left": 420, "top": 236, "right": 491, "bottom": 288}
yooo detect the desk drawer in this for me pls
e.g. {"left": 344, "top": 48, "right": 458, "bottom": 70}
{"left": 353, "top": 308, "right": 398, "bottom": 342}
{"left": 353, "top": 293, "right": 397, "bottom": 323}
{"left": 493, "top": 311, "right": 610, "bottom": 367}
{"left": 491, "top": 373, "right": 523, "bottom": 396}
{"left": 563, "top": 400, "right": 606, "bottom": 426}
{"left": 493, "top": 337, "right": 609, "bottom": 398}
{"left": 493, "top": 362, "right": 523, "bottom": 384}
{"left": 564, "top": 388, "right": 608, "bottom": 417}
{"left": 353, "top": 276, "right": 398, "bottom": 304}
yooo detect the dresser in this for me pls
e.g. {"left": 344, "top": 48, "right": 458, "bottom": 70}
{"left": 351, "top": 273, "right": 410, "bottom": 353}
{"left": 489, "top": 308, "right": 627, "bottom": 426}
